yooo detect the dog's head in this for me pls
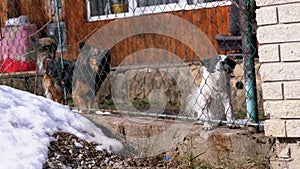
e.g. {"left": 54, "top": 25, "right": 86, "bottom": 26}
{"left": 201, "top": 55, "right": 236, "bottom": 74}
{"left": 220, "top": 55, "right": 236, "bottom": 74}
{"left": 33, "top": 38, "right": 57, "bottom": 74}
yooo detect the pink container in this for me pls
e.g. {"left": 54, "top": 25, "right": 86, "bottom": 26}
{"left": 1, "top": 24, "right": 37, "bottom": 61}
{"left": 0, "top": 24, "right": 37, "bottom": 72}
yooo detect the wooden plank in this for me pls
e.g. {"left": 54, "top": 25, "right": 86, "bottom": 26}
{"left": 0, "top": 71, "right": 38, "bottom": 78}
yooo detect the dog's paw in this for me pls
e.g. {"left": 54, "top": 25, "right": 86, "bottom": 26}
{"left": 194, "top": 121, "right": 204, "bottom": 125}
{"left": 203, "top": 122, "right": 214, "bottom": 131}
{"left": 227, "top": 123, "right": 240, "bottom": 129}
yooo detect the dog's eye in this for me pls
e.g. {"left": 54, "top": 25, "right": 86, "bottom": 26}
{"left": 221, "top": 61, "right": 225, "bottom": 65}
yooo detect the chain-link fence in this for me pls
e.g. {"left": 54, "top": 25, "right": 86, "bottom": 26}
{"left": 0, "top": 0, "right": 264, "bottom": 128}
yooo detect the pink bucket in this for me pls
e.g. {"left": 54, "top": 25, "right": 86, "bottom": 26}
{"left": 0, "top": 24, "right": 37, "bottom": 72}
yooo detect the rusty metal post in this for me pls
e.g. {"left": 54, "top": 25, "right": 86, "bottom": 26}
{"left": 55, "top": 0, "right": 67, "bottom": 103}
{"left": 241, "top": 0, "right": 259, "bottom": 131}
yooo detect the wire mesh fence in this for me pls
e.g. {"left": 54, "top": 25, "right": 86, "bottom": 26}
{"left": 0, "top": 0, "right": 264, "bottom": 128}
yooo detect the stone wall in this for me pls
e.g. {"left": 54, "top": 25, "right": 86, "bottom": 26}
{"left": 256, "top": 0, "right": 300, "bottom": 167}
{"left": 0, "top": 73, "right": 44, "bottom": 96}
{"left": 0, "top": 61, "right": 263, "bottom": 119}
{"left": 98, "top": 62, "right": 263, "bottom": 118}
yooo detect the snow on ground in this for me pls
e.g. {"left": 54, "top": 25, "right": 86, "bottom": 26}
{"left": 0, "top": 85, "right": 123, "bottom": 169}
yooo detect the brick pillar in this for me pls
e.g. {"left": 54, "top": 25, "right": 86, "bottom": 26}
{"left": 256, "top": 0, "right": 300, "bottom": 167}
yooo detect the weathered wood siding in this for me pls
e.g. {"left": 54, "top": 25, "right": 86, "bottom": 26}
{"left": 64, "top": 1, "right": 231, "bottom": 66}
{"left": 2, "top": 0, "right": 231, "bottom": 66}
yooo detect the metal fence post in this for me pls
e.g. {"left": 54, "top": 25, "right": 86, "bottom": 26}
{"left": 242, "top": 0, "right": 259, "bottom": 130}
{"left": 55, "top": 0, "right": 67, "bottom": 103}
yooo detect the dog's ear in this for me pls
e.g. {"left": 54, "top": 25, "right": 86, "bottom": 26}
{"left": 201, "top": 55, "right": 221, "bottom": 73}
{"left": 224, "top": 58, "right": 237, "bottom": 70}
{"left": 38, "top": 38, "right": 57, "bottom": 47}
{"left": 30, "top": 37, "right": 40, "bottom": 48}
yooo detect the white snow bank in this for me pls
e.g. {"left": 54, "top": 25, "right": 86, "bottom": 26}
{"left": 0, "top": 85, "right": 123, "bottom": 169}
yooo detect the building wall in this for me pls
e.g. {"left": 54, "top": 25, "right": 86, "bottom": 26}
{"left": 0, "top": 0, "right": 45, "bottom": 27}
{"left": 0, "top": 0, "right": 231, "bottom": 65}
{"left": 256, "top": 0, "right": 300, "bottom": 167}
{"left": 63, "top": 1, "right": 231, "bottom": 66}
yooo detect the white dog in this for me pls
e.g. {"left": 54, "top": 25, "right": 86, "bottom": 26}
{"left": 186, "top": 55, "right": 237, "bottom": 130}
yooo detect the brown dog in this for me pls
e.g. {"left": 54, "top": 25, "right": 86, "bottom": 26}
{"left": 72, "top": 43, "right": 111, "bottom": 109}
{"left": 35, "top": 38, "right": 66, "bottom": 104}
{"left": 35, "top": 38, "right": 111, "bottom": 107}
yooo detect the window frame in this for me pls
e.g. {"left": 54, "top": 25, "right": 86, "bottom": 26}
{"left": 86, "top": 0, "right": 232, "bottom": 22}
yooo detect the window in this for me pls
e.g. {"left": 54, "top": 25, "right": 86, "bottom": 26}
{"left": 89, "top": 0, "right": 111, "bottom": 17}
{"left": 87, "top": 0, "right": 231, "bottom": 21}
{"left": 137, "top": 0, "right": 179, "bottom": 7}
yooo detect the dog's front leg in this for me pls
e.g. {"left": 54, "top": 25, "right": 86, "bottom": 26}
{"left": 43, "top": 76, "right": 53, "bottom": 100}
{"left": 196, "top": 86, "right": 215, "bottom": 131}
{"left": 44, "top": 89, "right": 53, "bottom": 100}
{"left": 223, "top": 97, "right": 237, "bottom": 128}
{"left": 203, "top": 96, "right": 216, "bottom": 131}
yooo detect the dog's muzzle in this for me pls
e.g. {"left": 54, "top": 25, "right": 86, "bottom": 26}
{"left": 222, "top": 63, "right": 234, "bottom": 73}
{"left": 221, "top": 58, "right": 236, "bottom": 74}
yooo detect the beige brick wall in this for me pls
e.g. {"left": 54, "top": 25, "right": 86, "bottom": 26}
{"left": 278, "top": 3, "right": 300, "bottom": 23}
{"left": 264, "top": 101, "right": 300, "bottom": 119}
{"left": 256, "top": 0, "right": 300, "bottom": 139}
{"left": 260, "top": 62, "right": 300, "bottom": 81}
{"left": 256, "top": 0, "right": 300, "bottom": 7}
{"left": 258, "top": 44, "right": 279, "bottom": 62}
{"left": 257, "top": 23, "right": 300, "bottom": 43}
{"left": 261, "top": 82, "right": 283, "bottom": 100}
{"left": 281, "top": 43, "right": 300, "bottom": 61}
{"left": 256, "top": 6, "right": 277, "bottom": 26}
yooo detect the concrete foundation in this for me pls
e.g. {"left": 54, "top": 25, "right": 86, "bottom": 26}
{"left": 83, "top": 113, "right": 273, "bottom": 167}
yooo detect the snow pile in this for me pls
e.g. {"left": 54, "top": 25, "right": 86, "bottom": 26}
{"left": 0, "top": 85, "right": 123, "bottom": 169}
